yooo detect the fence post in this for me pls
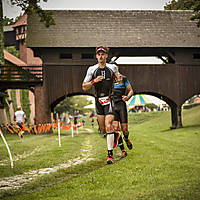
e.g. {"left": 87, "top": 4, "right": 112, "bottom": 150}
{"left": 71, "top": 121, "right": 74, "bottom": 138}
{"left": 58, "top": 120, "right": 61, "bottom": 147}
{"left": 0, "top": 129, "right": 13, "bottom": 168}
{"left": 76, "top": 124, "right": 79, "bottom": 135}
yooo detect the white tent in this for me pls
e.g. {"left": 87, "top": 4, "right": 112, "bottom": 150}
{"left": 144, "top": 95, "right": 166, "bottom": 106}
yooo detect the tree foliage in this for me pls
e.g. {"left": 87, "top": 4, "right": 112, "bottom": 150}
{"left": 54, "top": 95, "right": 94, "bottom": 116}
{"left": 0, "top": 0, "right": 4, "bottom": 65}
{"left": 2, "top": 14, "right": 22, "bottom": 25}
{"left": 164, "top": 0, "right": 200, "bottom": 27}
{"left": 20, "top": 89, "right": 31, "bottom": 123}
{"left": 5, "top": 46, "right": 20, "bottom": 58}
{"left": 2, "top": 16, "right": 15, "bottom": 25}
{"left": 10, "top": 0, "right": 55, "bottom": 27}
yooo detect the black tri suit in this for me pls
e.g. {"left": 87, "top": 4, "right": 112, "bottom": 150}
{"left": 112, "top": 76, "right": 131, "bottom": 123}
{"left": 83, "top": 63, "right": 119, "bottom": 115}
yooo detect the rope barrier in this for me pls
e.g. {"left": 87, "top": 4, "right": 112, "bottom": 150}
{"left": 0, "top": 122, "right": 84, "bottom": 168}
{"left": 0, "top": 122, "right": 83, "bottom": 135}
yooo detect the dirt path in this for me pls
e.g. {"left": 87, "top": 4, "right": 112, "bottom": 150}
{"left": 0, "top": 131, "right": 94, "bottom": 191}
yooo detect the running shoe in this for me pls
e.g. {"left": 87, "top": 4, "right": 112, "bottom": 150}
{"left": 113, "top": 132, "right": 120, "bottom": 148}
{"left": 121, "top": 150, "right": 127, "bottom": 158}
{"left": 107, "top": 155, "right": 113, "bottom": 164}
{"left": 123, "top": 137, "right": 133, "bottom": 150}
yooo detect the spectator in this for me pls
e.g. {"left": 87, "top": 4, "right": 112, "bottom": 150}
{"left": 14, "top": 106, "right": 26, "bottom": 141}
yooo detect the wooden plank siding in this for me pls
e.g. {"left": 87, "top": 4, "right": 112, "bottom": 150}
{"left": 44, "top": 64, "right": 200, "bottom": 108}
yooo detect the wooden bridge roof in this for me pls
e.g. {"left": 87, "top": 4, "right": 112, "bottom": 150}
{"left": 27, "top": 10, "right": 200, "bottom": 48}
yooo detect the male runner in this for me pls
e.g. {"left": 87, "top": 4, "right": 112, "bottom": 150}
{"left": 112, "top": 73, "right": 134, "bottom": 150}
{"left": 82, "top": 46, "right": 119, "bottom": 164}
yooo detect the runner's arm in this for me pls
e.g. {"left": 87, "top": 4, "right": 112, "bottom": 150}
{"left": 82, "top": 76, "right": 103, "bottom": 91}
{"left": 82, "top": 81, "right": 93, "bottom": 91}
{"left": 82, "top": 68, "right": 93, "bottom": 91}
{"left": 122, "top": 84, "right": 134, "bottom": 102}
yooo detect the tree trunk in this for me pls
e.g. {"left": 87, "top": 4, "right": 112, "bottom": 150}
{"left": 0, "top": 0, "right": 6, "bottom": 124}
{"left": 0, "top": 0, "right": 4, "bottom": 66}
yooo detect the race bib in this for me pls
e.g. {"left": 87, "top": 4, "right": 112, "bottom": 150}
{"left": 98, "top": 96, "right": 110, "bottom": 106}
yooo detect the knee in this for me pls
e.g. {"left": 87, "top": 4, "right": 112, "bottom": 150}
{"left": 105, "top": 116, "right": 114, "bottom": 133}
{"left": 113, "top": 124, "right": 118, "bottom": 132}
{"left": 105, "top": 124, "right": 112, "bottom": 133}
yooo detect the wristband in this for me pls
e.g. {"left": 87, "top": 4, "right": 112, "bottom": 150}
{"left": 91, "top": 79, "right": 95, "bottom": 85}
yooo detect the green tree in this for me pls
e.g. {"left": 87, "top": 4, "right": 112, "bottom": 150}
{"left": 5, "top": 46, "right": 20, "bottom": 58}
{"left": 20, "top": 89, "right": 31, "bottom": 123}
{"left": 55, "top": 96, "right": 93, "bottom": 116}
{"left": 2, "top": 16, "right": 15, "bottom": 25}
{"left": 70, "top": 95, "right": 93, "bottom": 115}
{"left": 10, "top": 0, "right": 55, "bottom": 27}
{"left": 164, "top": 0, "right": 200, "bottom": 27}
{"left": 54, "top": 97, "right": 74, "bottom": 116}
{"left": 2, "top": 14, "right": 23, "bottom": 26}
{"left": 0, "top": 0, "right": 4, "bottom": 65}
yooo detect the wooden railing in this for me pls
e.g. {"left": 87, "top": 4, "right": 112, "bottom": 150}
{"left": 0, "top": 65, "right": 43, "bottom": 82}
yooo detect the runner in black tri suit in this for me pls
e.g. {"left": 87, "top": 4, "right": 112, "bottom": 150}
{"left": 112, "top": 73, "right": 134, "bottom": 151}
{"left": 82, "top": 46, "right": 119, "bottom": 164}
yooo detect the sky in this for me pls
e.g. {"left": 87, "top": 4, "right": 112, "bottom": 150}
{"left": 3, "top": 0, "right": 171, "bottom": 19}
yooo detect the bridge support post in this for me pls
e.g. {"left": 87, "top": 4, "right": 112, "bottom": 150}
{"left": 170, "top": 105, "right": 177, "bottom": 129}
{"left": 34, "top": 87, "right": 51, "bottom": 124}
{"left": 170, "top": 104, "right": 183, "bottom": 129}
{"left": 177, "top": 105, "right": 183, "bottom": 128}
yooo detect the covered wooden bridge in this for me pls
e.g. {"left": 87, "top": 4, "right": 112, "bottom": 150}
{"left": 22, "top": 10, "right": 200, "bottom": 127}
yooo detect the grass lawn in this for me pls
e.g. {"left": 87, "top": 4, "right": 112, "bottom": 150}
{"left": 0, "top": 106, "right": 200, "bottom": 200}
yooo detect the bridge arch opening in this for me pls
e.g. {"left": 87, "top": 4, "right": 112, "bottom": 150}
{"left": 183, "top": 94, "right": 200, "bottom": 109}
{"left": 178, "top": 94, "right": 200, "bottom": 128}
{"left": 127, "top": 93, "right": 170, "bottom": 112}
{"left": 51, "top": 93, "right": 95, "bottom": 122}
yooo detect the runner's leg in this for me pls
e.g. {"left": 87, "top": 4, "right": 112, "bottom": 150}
{"left": 121, "top": 123, "right": 133, "bottom": 149}
{"left": 105, "top": 114, "right": 115, "bottom": 164}
{"left": 97, "top": 115, "right": 105, "bottom": 134}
